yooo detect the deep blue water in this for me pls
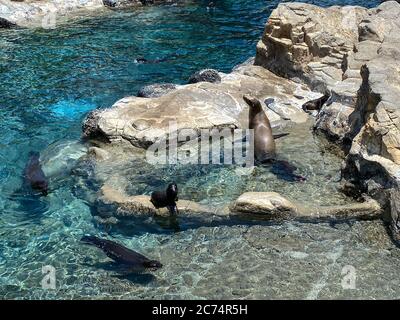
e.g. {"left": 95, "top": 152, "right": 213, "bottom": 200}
{"left": 0, "top": 0, "right": 383, "bottom": 299}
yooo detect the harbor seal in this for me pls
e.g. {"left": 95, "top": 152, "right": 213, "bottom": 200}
{"left": 150, "top": 182, "right": 179, "bottom": 215}
{"left": 81, "top": 236, "right": 162, "bottom": 271}
{"left": 244, "top": 94, "right": 276, "bottom": 162}
{"left": 23, "top": 151, "right": 48, "bottom": 196}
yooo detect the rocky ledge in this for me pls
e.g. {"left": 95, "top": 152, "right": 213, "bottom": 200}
{"left": 82, "top": 64, "right": 313, "bottom": 148}
{"left": 0, "top": 0, "right": 176, "bottom": 27}
{"left": 254, "top": 1, "right": 400, "bottom": 239}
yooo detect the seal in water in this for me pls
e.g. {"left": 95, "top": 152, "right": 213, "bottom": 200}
{"left": 302, "top": 91, "right": 331, "bottom": 113}
{"left": 23, "top": 151, "right": 48, "bottom": 196}
{"left": 150, "top": 182, "right": 179, "bottom": 215}
{"left": 243, "top": 95, "right": 306, "bottom": 182}
{"left": 81, "top": 236, "right": 162, "bottom": 271}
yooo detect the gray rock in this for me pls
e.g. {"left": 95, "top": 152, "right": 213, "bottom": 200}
{"left": 137, "top": 83, "right": 177, "bottom": 98}
{"left": 0, "top": 17, "right": 15, "bottom": 28}
{"left": 230, "top": 192, "right": 298, "bottom": 220}
{"left": 82, "top": 109, "right": 104, "bottom": 140}
{"left": 102, "top": 0, "right": 141, "bottom": 8}
{"left": 188, "top": 69, "right": 221, "bottom": 84}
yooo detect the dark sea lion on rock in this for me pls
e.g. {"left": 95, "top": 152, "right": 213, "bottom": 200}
{"left": 81, "top": 236, "right": 162, "bottom": 271}
{"left": 150, "top": 182, "right": 179, "bottom": 215}
{"left": 23, "top": 151, "right": 48, "bottom": 196}
{"left": 302, "top": 91, "right": 331, "bottom": 113}
{"left": 243, "top": 95, "right": 305, "bottom": 182}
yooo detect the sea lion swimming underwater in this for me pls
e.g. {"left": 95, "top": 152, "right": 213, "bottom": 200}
{"left": 243, "top": 95, "right": 306, "bottom": 182}
{"left": 150, "top": 182, "right": 179, "bottom": 215}
{"left": 23, "top": 151, "right": 48, "bottom": 196}
{"left": 81, "top": 236, "right": 162, "bottom": 271}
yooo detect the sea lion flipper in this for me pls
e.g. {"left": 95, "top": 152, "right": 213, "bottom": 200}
{"left": 167, "top": 204, "right": 178, "bottom": 215}
{"left": 273, "top": 133, "right": 290, "bottom": 139}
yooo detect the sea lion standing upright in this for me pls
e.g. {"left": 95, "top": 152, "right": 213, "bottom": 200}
{"left": 23, "top": 151, "right": 48, "bottom": 196}
{"left": 150, "top": 182, "right": 179, "bottom": 215}
{"left": 243, "top": 95, "right": 276, "bottom": 162}
{"left": 243, "top": 95, "right": 306, "bottom": 182}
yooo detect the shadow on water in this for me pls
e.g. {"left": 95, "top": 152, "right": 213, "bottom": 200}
{"left": 7, "top": 187, "right": 49, "bottom": 220}
{"left": 100, "top": 210, "right": 291, "bottom": 238}
{"left": 82, "top": 261, "right": 157, "bottom": 285}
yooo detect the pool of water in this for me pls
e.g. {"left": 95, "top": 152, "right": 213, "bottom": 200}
{"left": 1, "top": 0, "right": 396, "bottom": 300}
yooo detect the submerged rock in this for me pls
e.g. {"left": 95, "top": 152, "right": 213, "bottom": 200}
{"left": 137, "top": 83, "right": 178, "bottom": 98}
{"left": 188, "top": 69, "right": 221, "bottom": 84}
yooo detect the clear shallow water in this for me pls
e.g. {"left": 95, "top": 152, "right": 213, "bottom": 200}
{"left": 1, "top": 0, "right": 395, "bottom": 300}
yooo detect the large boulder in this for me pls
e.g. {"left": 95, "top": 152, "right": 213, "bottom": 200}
{"left": 82, "top": 64, "right": 316, "bottom": 148}
{"left": 230, "top": 192, "right": 298, "bottom": 219}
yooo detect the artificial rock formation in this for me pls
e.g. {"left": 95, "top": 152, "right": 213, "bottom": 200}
{"left": 255, "top": 1, "right": 400, "bottom": 239}
{"left": 0, "top": 0, "right": 177, "bottom": 27}
{"left": 82, "top": 64, "right": 316, "bottom": 148}
{"left": 0, "top": 0, "right": 104, "bottom": 27}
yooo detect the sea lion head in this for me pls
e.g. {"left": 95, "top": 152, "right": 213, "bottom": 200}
{"left": 166, "top": 182, "right": 178, "bottom": 201}
{"left": 243, "top": 94, "right": 263, "bottom": 114}
{"left": 144, "top": 259, "right": 163, "bottom": 271}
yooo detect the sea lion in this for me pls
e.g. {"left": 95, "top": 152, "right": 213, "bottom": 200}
{"left": 302, "top": 92, "right": 331, "bottom": 113}
{"left": 243, "top": 95, "right": 306, "bottom": 182}
{"left": 244, "top": 94, "right": 276, "bottom": 162}
{"left": 134, "top": 56, "right": 170, "bottom": 64}
{"left": 150, "top": 182, "right": 179, "bottom": 215}
{"left": 23, "top": 151, "right": 48, "bottom": 196}
{"left": 81, "top": 236, "right": 162, "bottom": 271}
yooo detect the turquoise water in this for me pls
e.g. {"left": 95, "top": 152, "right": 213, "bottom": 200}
{"left": 1, "top": 0, "right": 395, "bottom": 300}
